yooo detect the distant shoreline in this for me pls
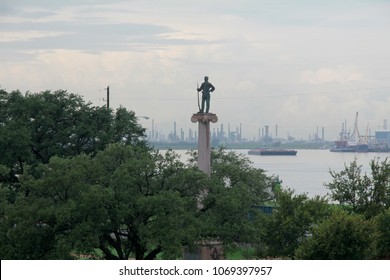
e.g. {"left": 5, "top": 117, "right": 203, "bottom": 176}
{"left": 148, "top": 140, "right": 333, "bottom": 151}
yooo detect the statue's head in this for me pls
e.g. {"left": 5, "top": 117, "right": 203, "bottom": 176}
{"left": 204, "top": 76, "right": 209, "bottom": 82}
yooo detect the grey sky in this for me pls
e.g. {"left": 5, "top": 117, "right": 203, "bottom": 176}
{"left": 1, "top": 0, "right": 390, "bottom": 140}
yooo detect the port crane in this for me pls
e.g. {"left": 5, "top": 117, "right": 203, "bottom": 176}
{"left": 334, "top": 112, "right": 369, "bottom": 149}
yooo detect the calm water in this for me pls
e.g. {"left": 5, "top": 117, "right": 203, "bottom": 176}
{"left": 242, "top": 149, "right": 390, "bottom": 198}
{"left": 172, "top": 149, "right": 390, "bottom": 198}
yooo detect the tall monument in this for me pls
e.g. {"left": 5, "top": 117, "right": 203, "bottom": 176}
{"left": 192, "top": 76, "right": 217, "bottom": 175}
{"left": 185, "top": 76, "right": 223, "bottom": 260}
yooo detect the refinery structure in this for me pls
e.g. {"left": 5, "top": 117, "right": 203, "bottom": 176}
{"left": 144, "top": 121, "right": 307, "bottom": 147}
{"left": 143, "top": 113, "right": 390, "bottom": 152}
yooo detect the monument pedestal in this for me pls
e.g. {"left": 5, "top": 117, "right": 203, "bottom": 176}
{"left": 187, "top": 113, "right": 222, "bottom": 260}
{"left": 191, "top": 113, "right": 218, "bottom": 176}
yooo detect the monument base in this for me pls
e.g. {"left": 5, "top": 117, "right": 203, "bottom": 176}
{"left": 183, "top": 240, "right": 224, "bottom": 260}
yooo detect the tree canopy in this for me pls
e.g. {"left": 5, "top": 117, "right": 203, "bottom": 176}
{"left": 0, "top": 89, "right": 145, "bottom": 177}
{"left": 0, "top": 92, "right": 275, "bottom": 260}
{"left": 259, "top": 189, "right": 330, "bottom": 258}
{"left": 326, "top": 158, "right": 390, "bottom": 218}
{"left": 295, "top": 209, "right": 375, "bottom": 259}
{"left": 0, "top": 145, "right": 275, "bottom": 259}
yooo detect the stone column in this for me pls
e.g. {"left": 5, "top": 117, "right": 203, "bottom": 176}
{"left": 191, "top": 113, "right": 218, "bottom": 176}
{"left": 187, "top": 113, "right": 222, "bottom": 260}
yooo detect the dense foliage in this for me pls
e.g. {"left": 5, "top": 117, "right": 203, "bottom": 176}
{"left": 326, "top": 158, "right": 390, "bottom": 218}
{"left": 0, "top": 89, "right": 145, "bottom": 177}
{"left": 295, "top": 209, "right": 375, "bottom": 259}
{"left": 1, "top": 146, "right": 205, "bottom": 259}
{"left": 0, "top": 145, "right": 274, "bottom": 259}
{"left": 259, "top": 189, "right": 330, "bottom": 258}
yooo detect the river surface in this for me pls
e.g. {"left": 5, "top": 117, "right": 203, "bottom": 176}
{"left": 171, "top": 149, "right": 390, "bottom": 198}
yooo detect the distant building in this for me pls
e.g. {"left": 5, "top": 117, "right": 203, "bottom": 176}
{"left": 375, "top": 130, "right": 390, "bottom": 146}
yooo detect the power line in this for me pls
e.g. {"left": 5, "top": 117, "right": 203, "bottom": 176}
{"left": 117, "top": 85, "right": 390, "bottom": 101}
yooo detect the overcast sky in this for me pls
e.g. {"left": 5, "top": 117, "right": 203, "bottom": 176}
{"left": 1, "top": 0, "right": 390, "bottom": 140}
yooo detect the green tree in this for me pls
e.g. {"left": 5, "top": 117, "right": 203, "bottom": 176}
{"left": 0, "top": 145, "right": 209, "bottom": 259}
{"left": 369, "top": 158, "right": 390, "bottom": 214}
{"left": 0, "top": 90, "right": 32, "bottom": 175}
{"left": 0, "top": 154, "right": 105, "bottom": 259}
{"left": 295, "top": 209, "right": 375, "bottom": 259}
{"left": 0, "top": 146, "right": 276, "bottom": 259}
{"left": 92, "top": 145, "right": 208, "bottom": 260}
{"left": 373, "top": 208, "right": 390, "bottom": 259}
{"left": 0, "top": 89, "right": 145, "bottom": 178}
{"left": 260, "top": 189, "right": 330, "bottom": 258}
{"left": 187, "top": 148, "right": 275, "bottom": 245}
{"left": 91, "top": 147, "right": 274, "bottom": 259}
{"left": 210, "top": 148, "right": 274, "bottom": 203}
{"left": 326, "top": 158, "right": 390, "bottom": 218}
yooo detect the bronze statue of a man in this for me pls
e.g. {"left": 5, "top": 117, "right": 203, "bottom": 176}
{"left": 197, "top": 76, "right": 215, "bottom": 113}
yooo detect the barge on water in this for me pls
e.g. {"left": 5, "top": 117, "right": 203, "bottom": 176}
{"left": 248, "top": 148, "right": 297, "bottom": 156}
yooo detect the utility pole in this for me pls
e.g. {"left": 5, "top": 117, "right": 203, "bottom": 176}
{"left": 106, "top": 86, "right": 110, "bottom": 109}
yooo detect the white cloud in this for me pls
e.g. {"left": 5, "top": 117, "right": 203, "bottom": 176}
{"left": 0, "top": 31, "right": 65, "bottom": 42}
{"left": 299, "top": 65, "right": 364, "bottom": 85}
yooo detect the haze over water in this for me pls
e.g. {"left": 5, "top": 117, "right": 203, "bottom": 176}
{"left": 242, "top": 149, "right": 390, "bottom": 198}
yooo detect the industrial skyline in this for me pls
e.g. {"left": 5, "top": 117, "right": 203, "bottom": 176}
{"left": 140, "top": 117, "right": 389, "bottom": 144}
